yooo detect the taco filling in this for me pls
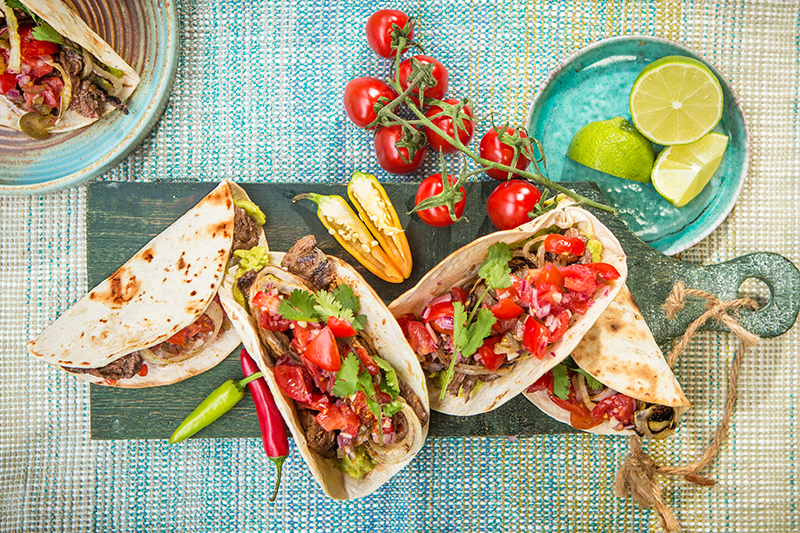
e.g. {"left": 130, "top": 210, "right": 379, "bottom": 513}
{"left": 0, "top": 1, "right": 130, "bottom": 137}
{"left": 397, "top": 227, "right": 621, "bottom": 402}
{"left": 243, "top": 236, "right": 428, "bottom": 479}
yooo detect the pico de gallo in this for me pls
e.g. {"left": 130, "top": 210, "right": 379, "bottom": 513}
{"left": 0, "top": 1, "right": 129, "bottom": 138}
{"left": 248, "top": 271, "right": 428, "bottom": 479}
{"left": 396, "top": 226, "right": 621, "bottom": 401}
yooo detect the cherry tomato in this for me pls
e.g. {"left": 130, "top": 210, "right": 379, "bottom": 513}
{"left": 584, "top": 262, "right": 621, "bottom": 281}
{"left": 560, "top": 264, "right": 597, "bottom": 295}
{"left": 543, "top": 234, "right": 585, "bottom": 256}
{"left": 303, "top": 326, "right": 341, "bottom": 372}
{"left": 343, "top": 77, "right": 397, "bottom": 129}
{"left": 478, "top": 336, "right": 504, "bottom": 372}
{"left": 274, "top": 364, "right": 314, "bottom": 403}
{"left": 395, "top": 55, "right": 448, "bottom": 105}
{"left": 326, "top": 316, "right": 356, "bottom": 338}
{"left": 479, "top": 127, "right": 531, "bottom": 180}
{"left": 424, "top": 99, "right": 475, "bottom": 154}
{"left": 414, "top": 173, "right": 466, "bottom": 227}
{"left": 18, "top": 25, "right": 60, "bottom": 58}
{"left": 522, "top": 316, "right": 548, "bottom": 359}
{"left": 374, "top": 125, "right": 427, "bottom": 174}
{"left": 591, "top": 394, "right": 636, "bottom": 426}
{"left": 365, "top": 9, "right": 413, "bottom": 58}
{"left": 489, "top": 298, "right": 524, "bottom": 320}
{"left": 486, "top": 180, "right": 542, "bottom": 230}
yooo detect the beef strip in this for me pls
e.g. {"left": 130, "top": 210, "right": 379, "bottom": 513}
{"left": 398, "top": 379, "right": 429, "bottom": 427}
{"left": 460, "top": 375, "right": 480, "bottom": 402}
{"left": 236, "top": 268, "right": 257, "bottom": 298}
{"left": 59, "top": 47, "right": 84, "bottom": 77}
{"left": 63, "top": 351, "right": 143, "bottom": 381}
{"left": 232, "top": 204, "right": 259, "bottom": 252}
{"left": 298, "top": 409, "right": 337, "bottom": 458}
{"left": 69, "top": 80, "right": 102, "bottom": 119}
{"left": 393, "top": 411, "right": 409, "bottom": 441}
{"left": 280, "top": 235, "right": 335, "bottom": 291}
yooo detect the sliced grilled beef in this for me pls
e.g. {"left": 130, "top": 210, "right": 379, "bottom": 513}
{"left": 298, "top": 409, "right": 336, "bottom": 458}
{"left": 59, "top": 47, "right": 84, "bottom": 77}
{"left": 64, "top": 351, "right": 143, "bottom": 381}
{"left": 281, "top": 235, "right": 335, "bottom": 291}
{"left": 237, "top": 268, "right": 257, "bottom": 298}
{"left": 70, "top": 80, "right": 102, "bottom": 119}
{"left": 232, "top": 204, "right": 259, "bottom": 252}
{"left": 398, "top": 379, "right": 429, "bottom": 427}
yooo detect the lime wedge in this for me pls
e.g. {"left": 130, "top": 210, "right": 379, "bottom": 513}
{"left": 651, "top": 132, "right": 728, "bottom": 207}
{"left": 566, "top": 117, "right": 655, "bottom": 183}
{"left": 629, "top": 56, "right": 723, "bottom": 145}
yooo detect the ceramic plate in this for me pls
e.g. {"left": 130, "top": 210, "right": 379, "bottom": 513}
{"left": 0, "top": 0, "right": 178, "bottom": 195}
{"left": 526, "top": 35, "right": 749, "bottom": 255}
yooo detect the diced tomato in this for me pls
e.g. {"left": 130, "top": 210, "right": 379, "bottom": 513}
{"left": 570, "top": 409, "right": 604, "bottom": 430}
{"left": 350, "top": 390, "right": 377, "bottom": 424}
{"left": 316, "top": 403, "right": 361, "bottom": 437}
{"left": 405, "top": 320, "right": 437, "bottom": 355}
{"left": 138, "top": 364, "right": 148, "bottom": 377}
{"left": 591, "top": 394, "right": 636, "bottom": 426}
{"left": 523, "top": 316, "right": 549, "bottom": 359}
{"left": 297, "top": 392, "right": 330, "bottom": 411}
{"left": 548, "top": 310, "right": 571, "bottom": 343}
{"left": 491, "top": 317, "right": 517, "bottom": 336}
{"left": 260, "top": 312, "right": 291, "bottom": 332}
{"left": 423, "top": 300, "right": 455, "bottom": 335}
{"left": 301, "top": 355, "right": 329, "bottom": 392}
{"left": 273, "top": 364, "right": 314, "bottom": 403}
{"left": 532, "top": 262, "right": 564, "bottom": 291}
{"left": 0, "top": 73, "right": 17, "bottom": 94}
{"left": 290, "top": 322, "right": 321, "bottom": 353}
{"left": 327, "top": 316, "right": 356, "bottom": 337}
{"left": 186, "top": 314, "right": 214, "bottom": 337}
{"left": 253, "top": 291, "right": 291, "bottom": 331}
{"left": 495, "top": 273, "right": 525, "bottom": 301}
{"left": 395, "top": 313, "right": 416, "bottom": 334}
{"left": 543, "top": 234, "right": 585, "bottom": 256}
{"left": 526, "top": 371, "right": 553, "bottom": 394}
{"left": 450, "top": 286, "right": 468, "bottom": 304}
{"left": 303, "top": 326, "right": 341, "bottom": 372}
{"left": 560, "top": 264, "right": 597, "bottom": 294}
{"left": 18, "top": 25, "right": 60, "bottom": 58}
{"left": 585, "top": 262, "right": 621, "bottom": 281}
{"left": 252, "top": 290, "right": 276, "bottom": 308}
{"left": 166, "top": 328, "right": 188, "bottom": 345}
{"left": 567, "top": 293, "right": 591, "bottom": 315}
{"left": 490, "top": 298, "right": 524, "bottom": 320}
{"left": 478, "top": 336, "right": 504, "bottom": 371}
{"left": 529, "top": 369, "right": 602, "bottom": 430}
{"left": 351, "top": 343, "right": 380, "bottom": 375}
{"left": 536, "top": 282, "right": 563, "bottom": 309}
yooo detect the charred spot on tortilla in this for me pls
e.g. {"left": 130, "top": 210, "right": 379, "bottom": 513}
{"left": 178, "top": 253, "right": 186, "bottom": 270}
{"left": 190, "top": 291, "right": 197, "bottom": 296}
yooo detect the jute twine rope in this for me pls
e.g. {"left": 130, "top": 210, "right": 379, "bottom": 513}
{"left": 614, "top": 282, "right": 760, "bottom": 532}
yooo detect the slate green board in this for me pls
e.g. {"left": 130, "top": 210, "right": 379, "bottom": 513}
{"left": 86, "top": 181, "right": 800, "bottom": 440}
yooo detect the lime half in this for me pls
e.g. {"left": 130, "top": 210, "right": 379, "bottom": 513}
{"left": 629, "top": 56, "right": 723, "bottom": 145}
{"left": 651, "top": 132, "right": 728, "bottom": 207}
{"left": 566, "top": 117, "right": 655, "bottom": 183}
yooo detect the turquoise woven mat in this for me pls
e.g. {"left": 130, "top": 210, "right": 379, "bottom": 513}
{"left": 1, "top": 1, "right": 798, "bottom": 532}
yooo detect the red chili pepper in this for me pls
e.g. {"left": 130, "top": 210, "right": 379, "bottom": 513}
{"left": 240, "top": 349, "right": 290, "bottom": 503}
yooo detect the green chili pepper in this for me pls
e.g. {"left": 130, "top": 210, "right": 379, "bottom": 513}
{"left": 168, "top": 372, "right": 263, "bottom": 443}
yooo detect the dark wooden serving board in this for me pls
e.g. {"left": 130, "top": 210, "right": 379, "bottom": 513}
{"left": 87, "top": 181, "right": 800, "bottom": 440}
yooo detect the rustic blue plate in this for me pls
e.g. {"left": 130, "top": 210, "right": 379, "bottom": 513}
{"left": 526, "top": 35, "right": 749, "bottom": 255}
{"left": 0, "top": 0, "right": 178, "bottom": 195}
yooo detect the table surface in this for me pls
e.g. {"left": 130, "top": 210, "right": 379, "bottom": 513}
{"left": 1, "top": 1, "right": 798, "bottom": 532}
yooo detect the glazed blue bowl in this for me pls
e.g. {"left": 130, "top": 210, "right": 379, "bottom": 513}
{"left": 526, "top": 35, "right": 749, "bottom": 255}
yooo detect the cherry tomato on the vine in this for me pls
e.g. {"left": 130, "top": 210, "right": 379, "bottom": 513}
{"left": 395, "top": 55, "right": 448, "bottom": 105}
{"left": 365, "top": 10, "right": 413, "bottom": 59}
{"left": 479, "top": 127, "right": 531, "bottom": 180}
{"left": 374, "top": 125, "right": 427, "bottom": 174}
{"left": 414, "top": 173, "right": 465, "bottom": 227}
{"left": 343, "top": 77, "right": 397, "bottom": 129}
{"left": 424, "top": 99, "right": 475, "bottom": 154}
{"left": 486, "top": 180, "right": 542, "bottom": 230}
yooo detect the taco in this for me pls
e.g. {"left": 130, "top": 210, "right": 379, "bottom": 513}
{"left": 219, "top": 235, "right": 429, "bottom": 500}
{"left": 524, "top": 285, "right": 690, "bottom": 438}
{"left": 0, "top": 0, "right": 140, "bottom": 138}
{"left": 26, "top": 180, "right": 266, "bottom": 387}
{"left": 389, "top": 204, "right": 627, "bottom": 416}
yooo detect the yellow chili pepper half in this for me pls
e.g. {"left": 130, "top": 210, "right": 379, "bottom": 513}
{"left": 347, "top": 171, "right": 412, "bottom": 279}
{"left": 294, "top": 192, "right": 405, "bottom": 284}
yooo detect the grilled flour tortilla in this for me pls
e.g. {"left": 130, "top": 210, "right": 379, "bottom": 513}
{"left": 219, "top": 236, "right": 429, "bottom": 500}
{"left": 26, "top": 180, "right": 265, "bottom": 387}
{"left": 389, "top": 204, "right": 627, "bottom": 416}
{"left": 524, "top": 285, "right": 690, "bottom": 438}
{"left": 0, "top": 0, "right": 140, "bottom": 136}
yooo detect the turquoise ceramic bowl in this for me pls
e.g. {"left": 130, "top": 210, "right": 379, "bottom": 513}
{"left": 526, "top": 35, "right": 749, "bottom": 255}
{"left": 0, "top": 0, "right": 178, "bottom": 195}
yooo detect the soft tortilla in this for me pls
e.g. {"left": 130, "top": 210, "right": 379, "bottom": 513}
{"left": 219, "top": 252, "right": 430, "bottom": 500}
{"left": 524, "top": 285, "right": 690, "bottom": 435}
{"left": 0, "top": 0, "right": 140, "bottom": 133}
{"left": 388, "top": 204, "right": 627, "bottom": 416}
{"left": 27, "top": 180, "right": 264, "bottom": 387}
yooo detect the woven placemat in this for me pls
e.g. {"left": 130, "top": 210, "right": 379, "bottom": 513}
{"left": 1, "top": 1, "right": 798, "bottom": 531}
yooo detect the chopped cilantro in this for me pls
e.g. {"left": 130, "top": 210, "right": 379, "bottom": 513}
{"left": 438, "top": 302, "right": 496, "bottom": 399}
{"left": 275, "top": 284, "right": 366, "bottom": 332}
{"left": 331, "top": 284, "right": 359, "bottom": 315}
{"left": 373, "top": 356, "right": 399, "bottom": 399}
{"left": 277, "top": 289, "right": 319, "bottom": 322}
{"left": 478, "top": 243, "right": 513, "bottom": 290}
{"left": 383, "top": 399, "right": 403, "bottom": 417}
{"left": 331, "top": 353, "right": 360, "bottom": 397}
{"left": 565, "top": 357, "right": 603, "bottom": 390}
{"left": 31, "top": 22, "right": 62, "bottom": 44}
{"left": 552, "top": 364, "right": 570, "bottom": 400}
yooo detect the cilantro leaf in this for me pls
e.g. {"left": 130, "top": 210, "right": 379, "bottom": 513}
{"left": 313, "top": 289, "right": 347, "bottom": 320}
{"left": 478, "top": 243, "right": 512, "bottom": 290}
{"left": 357, "top": 368, "right": 375, "bottom": 396}
{"left": 438, "top": 302, "right": 496, "bottom": 399}
{"left": 383, "top": 399, "right": 403, "bottom": 417}
{"left": 331, "top": 353, "right": 360, "bottom": 397}
{"left": 331, "top": 284, "right": 360, "bottom": 315}
{"left": 564, "top": 357, "right": 603, "bottom": 390}
{"left": 461, "top": 307, "right": 496, "bottom": 360}
{"left": 312, "top": 286, "right": 365, "bottom": 332}
{"left": 5, "top": 0, "right": 28, "bottom": 10}
{"left": 351, "top": 314, "right": 367, "bottom": 331}
{"left": 373, "top": 356, "right": 399, "bottom": 399}
{"left": 552, "top": 364, "right": 570, "bottom": 400}
{"left": 277, "top": 289, "right": 321, "bottom": 322}
{"left": 32, "top": 22, "right": 62, "bottom": 44}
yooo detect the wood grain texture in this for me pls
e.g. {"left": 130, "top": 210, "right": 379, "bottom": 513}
{"left": 86, "top": 181, "right": 799, "bottom": 440}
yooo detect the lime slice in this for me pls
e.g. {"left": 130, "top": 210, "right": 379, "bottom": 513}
{"left": 629, "top": 56, "right": 723, "bottom": 145}
{"left": 651, "top": 132, "right": 728, "bottom": 207}
{"left": 566, "top": 117, "right": 655, "bottom": 183}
